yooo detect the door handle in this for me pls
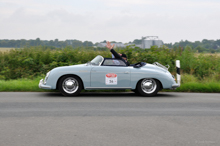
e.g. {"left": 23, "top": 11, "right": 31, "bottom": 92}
{"left": 124, "top": 71, "right": 129, "bottom": 74}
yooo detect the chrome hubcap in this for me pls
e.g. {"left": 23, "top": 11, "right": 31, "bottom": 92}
{"left": 141, "top": 79, "right": 157, "bottom": 94}
{"left": 62, "top": 77, "right": 79, "bottom": 94}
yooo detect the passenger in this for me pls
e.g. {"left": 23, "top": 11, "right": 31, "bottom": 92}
{"left": 105, "top": 41, "right": 130, "bottom": 66}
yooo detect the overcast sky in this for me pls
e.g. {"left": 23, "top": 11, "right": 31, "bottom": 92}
{"left": 0, "top": 0, "right": 219, "bottom": 43}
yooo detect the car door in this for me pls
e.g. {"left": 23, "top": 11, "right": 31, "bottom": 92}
{"left": 90, "top": 59, "right": 131, "bottom": 88}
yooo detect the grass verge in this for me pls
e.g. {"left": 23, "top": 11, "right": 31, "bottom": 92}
{"left": 0, "top": 77, "right": 46, "bottom": 92}
{"left": 174, "top": 82, "right": 220, "bottom": 93}
{"left": 0, "top": 74, "right": 220, "bottom": 93}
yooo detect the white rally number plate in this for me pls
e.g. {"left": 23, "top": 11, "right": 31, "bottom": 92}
{"left": 105, "top": 73, "right": 117, "bottom": 85}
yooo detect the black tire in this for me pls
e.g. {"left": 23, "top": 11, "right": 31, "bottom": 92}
{"left": 58, "top": 76, "right": 82, "bottom": 96}
{"left": 136, "top": 78, "right": 160, "bottom": 97}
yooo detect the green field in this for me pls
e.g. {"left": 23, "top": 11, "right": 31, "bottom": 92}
{"left": 0, "top": 47, "right": 15, "bottom": 52}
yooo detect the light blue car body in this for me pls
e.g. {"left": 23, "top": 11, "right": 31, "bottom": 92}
{"left": 39, "top": 55, "right": 179, "bottom": 90}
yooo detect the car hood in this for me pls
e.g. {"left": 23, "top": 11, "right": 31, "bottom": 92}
{"left": 51, "top": 64, "right": 87, "bottom": 72}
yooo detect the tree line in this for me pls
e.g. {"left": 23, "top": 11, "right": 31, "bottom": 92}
{"left": 0, "top": 38, "right": 94, "bottom": 48}
{"left": 132, "top": 39, "right": 220, "bottom": 53}
{"left": 0, "top": 38, "right": 220, "bottom": 53}
{"left": 165, "top": 39, "right": 220, "bottom": 53}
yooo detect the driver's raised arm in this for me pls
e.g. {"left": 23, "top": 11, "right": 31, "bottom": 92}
{"left": 105, "top": 41, "right": 122, "bottom": 59}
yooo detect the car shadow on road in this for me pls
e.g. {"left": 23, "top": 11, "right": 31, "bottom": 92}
{"left": 42, "top": 92, "right": 178, "bottom": 98}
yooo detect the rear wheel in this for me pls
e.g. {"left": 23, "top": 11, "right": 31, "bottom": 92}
{"left": 58, "top": 76, "right": 82, "bottom": 96}
{"left": 137, "top": 78, "right": 160, "bottom": 96}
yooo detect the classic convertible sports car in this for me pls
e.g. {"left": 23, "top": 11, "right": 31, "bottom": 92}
{"left": 39, "top": 55, "right": 180, "bottom": 96}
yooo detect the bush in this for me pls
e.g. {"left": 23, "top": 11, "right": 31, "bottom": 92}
{"left": 0, "top": 45, "right": 220, "bottom": 81}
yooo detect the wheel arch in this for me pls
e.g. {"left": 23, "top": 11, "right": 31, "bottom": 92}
{"left": 56, "top": 74, "right": 84, "bottom": 90}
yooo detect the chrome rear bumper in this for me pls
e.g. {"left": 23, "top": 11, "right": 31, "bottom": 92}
{"left": 172, "top": 83, "right": 180, "bottom": 89}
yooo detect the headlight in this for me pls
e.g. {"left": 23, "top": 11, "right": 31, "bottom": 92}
{"left": 43, "top": 71, "right": 51, "bottom": 84}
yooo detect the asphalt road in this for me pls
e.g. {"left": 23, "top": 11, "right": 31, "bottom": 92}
{"left": 0, "top": 92, "right": 220, "bottom": 146}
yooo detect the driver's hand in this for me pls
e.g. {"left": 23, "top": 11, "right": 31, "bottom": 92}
{"left": 106, "top": 41, "right": 115, "bottom": 50}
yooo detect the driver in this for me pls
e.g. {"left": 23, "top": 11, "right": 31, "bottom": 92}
{"left": 105, "top": 41, "right": 130, "bottom": 66}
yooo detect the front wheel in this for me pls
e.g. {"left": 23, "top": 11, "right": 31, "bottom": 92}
{"left": 58, "top": 76, "right": 82, "bottom": 96}
{"left": 136, "top": 78, "right": 160, "bottom": 96}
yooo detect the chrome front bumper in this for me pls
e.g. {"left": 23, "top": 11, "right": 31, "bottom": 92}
{"left": 39, "top": 79, "right": 52, "bottom": 89}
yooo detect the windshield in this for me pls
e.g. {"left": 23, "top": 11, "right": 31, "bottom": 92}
{"left": 90, "top": 55, "right": 104, "bottom": 66}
